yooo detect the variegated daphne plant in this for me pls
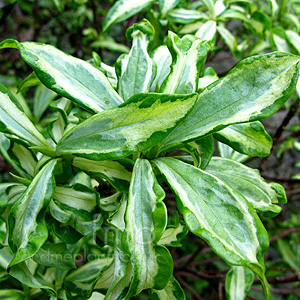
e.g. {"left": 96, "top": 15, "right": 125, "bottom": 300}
{"left": 0, "top": 19, "right": 299, "bottom": 300}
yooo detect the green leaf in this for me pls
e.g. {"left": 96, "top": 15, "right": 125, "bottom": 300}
{"left": 158, "top": 222, "right": 188, "bottom": 247}
{"left": 158, "top": 52, "right": 300, "bottom": 152}
{"left": 0, "top": 289, "right": 24, "bottom": 300}
{"left": 198, "top": 66, "right": 219, "bottom": 91}
{"left": 64, "top": 258, "right": 113, "bottom": 299}
{"left": 103, "top": 0, "right": 155, "bottom": 33}
{"left": 201, "top": 0, "right": 216, "bottom": 18}
{"left": 205, "top": 157, "right": 284, "bottom": 215}
{"left": 116, "top": 20, "right": 156, "bottom": 100}
{"left": 123, "top": 159, "right": 172, "bottom": 297}
{"left": 195, "top": 20, "right": 217, "bottom": 42}
{"left": 159, "top": 0, "right": 179, "bottom": 17}
{"left": 168, "top": 9, "right": 207, "bottom": 24}
{"left": 57, "top": 93, "right": 197, "bottom": 161}
{"left": 32, "top": 243, "right": 76, "bottom": 270}
{"left": 160, "top": 32, "right": 209, "bottom": 94}
{"left": 277, "top": 239, "right": 300, "bottom": 273}
{"left": 150, "top": 46, "right": 172, "bottom": 92}
{"left": 8, "top": 159, "right": 57, "bottom": 267}
{"left": 73, "top": 158, "right": 132, "bottom": 193}
{"left": 214, "top": 121, "right": 273, "bottom": 157}
{"left": 150, "top": 276, "right": 186, "bottom": 300}
{"left": 53, "top": 184, "right": 98, "bottom": 213}
{"left": 9, "top": 261, "right": 55, "bottom": 294}
{"left": 195, "top": 135, "right": 214, "bottom": 169}
{"left": 17, "top": 72, "right": 40, "bottom": 93}
{"left": 33, "top": 84, "right": 57, "bottom": 120}
{"left": 0, "top": 84, "right": 50, "bottom": 148}
{"left": 225, "top": 266, "right": 254, "bottom": 300}
{"left": 286, "top": 30, "right": 300, "bottom": 54}
{"left": 153, "top": 157, "right": 270, "bottom": 298}
{"left": 0, "top": 39, "right": 123, "bottom": 113}
{"left": 217, "top": 25, "right": 238, "bottom": 55}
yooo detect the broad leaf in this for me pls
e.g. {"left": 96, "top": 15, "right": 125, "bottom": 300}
{"left": 150, "top": 276, "right": 186, "bottom": 300}
{"left": 158, "top": 52, "right": 300, "bottom": 151}
{"left": 0, "top": 39, "right": 123, "bottom": 113}
{"left": 8, "top": 159, "right": 57, "bottom": 267}
{"left": 103, "top": 0, "right": 155, "bottom": 32}
{"left": 0, "top": 84, "right": 50, "bottom": 148}
{"left": 153, "top": 157, "right": 270, "bottom": 298}
{"left": 57, "top": 93, "right": 197, "bottom": 161}
{"left": 214, "top": 121, "right": 273, "bottom": 157}
{"left": 160, "top": 32, "right": 209, "bottom": 94}
{"left": 116, "top": 20, "right": 156, "bottom": 100}
{"left": 123, "top": 159, "right": 172, "bottom": 297}
{"left": 225, "top": 266, "right": 254, "bottom": 300}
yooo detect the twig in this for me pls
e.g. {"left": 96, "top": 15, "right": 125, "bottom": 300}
{"left": 218, "top": 283, "right": 225, "bottom": 300}
{"left": 176, "top": 274, "right": 205, "bottom": 300}
{"left": 246, "top": 296, "right": 260, "bottom": 300}
{"left": 270, "top": 228, "right": 300, "bottom": 243}
{"left": 251, "top": 286, "right": 300, "bottom": 296}
{"left": 253, "top": 274, "right": 300, "bottom": 285}
{"left": 259, "top": 100, "right": 300, "bottom": 172}
{"left": 191, "top": 256, "right": 222, "bottom": 267}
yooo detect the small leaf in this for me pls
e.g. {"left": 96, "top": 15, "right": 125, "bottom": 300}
{"left": 159, "top": 0, "right": 179, "bottom": 17}
{"left": 205, "top": 157, "right": 284, "bottom": 215}
{"left": 116, "top": 20, "right": 156, "bottom": 100}
{"left": 123, "top": 159, "right": 172, "bottom": 297}
{"left": 168, "top": 9, "right": 207, "bottom": 24}
{"left": 8, "top": 159, "right": 57, "bottom": 267}
{"left": 195, "top": 20, "right": 217, "bottom": 42}
{"left": 32, "top": 243, "right": 76, "bottom": 270}
{"left": 225, "top": 266, "right": 254, "bottom": 300}
{"left": 150, "top": 276, "right": 186, "bottom": 300}
{"left": 214, "top": 121, "right": 273, "bottom": 157}
{"left": 64, "top": 258, "right": 113, "bottom": 299}
{"left": 160, "top": 32, "right": 209, "bottom": 94}
{"left": 57, "top": 93, "right": 197, "bottom": 161}
{"left": 0, "top": 289, "right": 24, "bottom": 300}
{"left": 150, "top": 46, "right": 172, "bottom": 92}
{"left": 0, "top": 84, "right": 50, "bottom": 148}
{"left": 103, "top": 0, "right": 155, "bottom": 32}
{"left": 0, "top": 39, "right": 123, "bottom": 113}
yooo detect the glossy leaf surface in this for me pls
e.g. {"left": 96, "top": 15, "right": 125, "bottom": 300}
{"left": 0, "top": 39, "right": 123, "bottom": 113}
{"left": 57, "top": 93, "right": 197, "bottom": 160}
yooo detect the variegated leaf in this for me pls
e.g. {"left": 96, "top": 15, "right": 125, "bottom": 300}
{"left": 158, "top": 222, "right": 188, "bottom": 247}
{"left": 150, "top": 46, "right": 172, "bottom": 92}
{"left": 205, "top": 157, "right": 285, "bottom": 215}
{"left": 195, "top": 20, "right": 217, "bottom": 42}
{"left": 8, "top": 159, "right": 57, "bottom": 267}
{"left": 168, "top": 9, "right": 207, "bottom": 24}
{"left": 64, "top": 258, "right": 113, "bottom": 299}
{"left": 214, "top": 121, "right": 273, "bottom": 157}
{"left": 123, "top": 159, "right": 172, "bottom": 297}
{"left": 160, "top": 32, "right": 209, "bottom": 94}
{"left": 201, "top": 0, "right": 216, "bottom": 18}
{"left": 57, "top": 93, "right": 197, "bottom": 161}
{"left": 150, "top": 276, "right": 186, "bottom": 300}
{"left": 153, "top": 157, "right": 270, "bottom": 298}
{"left": 103, "top": 0, "right": 155, "bottom": 32}
{"left": 116, "top": 20, "right": 156, "bottom": 100}
{"left": 225, "top": 266, "right": 254, "bottom": 300}
{"left": 0, "top": 84, "right": 50, "bottom": 148}
{"left": 159, "top": 0, "right": 179, "bottom": 17}
{"left": 73, "top": 158, "right": 132, "bottom": 193}
{"left": 0, "top": 39, "right": 123, "bottom": 113}
{"left": 158, "top": 52, "right": 300, "bottom": 152}
{"left": 53, "top": 184, "right": 98, "bottom": 213}
{"left": 286, "top": 30, "right": 300, "bottom": 54}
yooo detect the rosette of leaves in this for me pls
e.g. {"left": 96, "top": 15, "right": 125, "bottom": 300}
{"left": 0, "top": 18, "right": 299, "bottom": 300}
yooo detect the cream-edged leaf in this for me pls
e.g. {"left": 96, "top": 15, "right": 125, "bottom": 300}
{"left": 0, "top": 39, "right": 123, "bottom": 113}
